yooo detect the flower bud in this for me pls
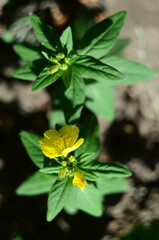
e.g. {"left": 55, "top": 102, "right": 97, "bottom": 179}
{"left": 56, "top": 53, "right": 65, "bottom": 60}
{"left": 61, "top": 64, "right": 68, "bottom": 70}
{"left": 59, "top": 168, "right": 67, "bottom": 178}
{"left": 49, "top": 65, "right": 59, "bottom": 74}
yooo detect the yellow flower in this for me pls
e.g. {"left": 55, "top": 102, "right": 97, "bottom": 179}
{"left": 72, "top": 171, "right": 87, "bottom": 190}
{"left": 39, "top": 125, "right": 84, "bottom": 159}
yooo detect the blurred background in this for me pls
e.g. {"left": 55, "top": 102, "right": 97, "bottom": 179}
{"left": 0, "top": 0, "right": 159, "bottom": 239}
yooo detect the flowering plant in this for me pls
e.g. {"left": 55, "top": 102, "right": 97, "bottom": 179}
{"left": 14, "top": 11, "right": 157, "bottom": 221}
{"left": 17, "top": 124, "right": 131, "bottom": 221}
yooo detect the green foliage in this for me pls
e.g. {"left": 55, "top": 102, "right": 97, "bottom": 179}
{"left": 77, "top": 11, "right": 127, "bottom": 58}
{"left": 17, "top": 128, "right": 131, "bottom": 221}
{"left": 13, "top": 12, "right": 157, "bottom": 122}
{"left": 47, "top": 177, "right": 71, "bottom": 221}
{"left": 75, "top": 115, "right": 100, "bottom": 158}
{"left": 13, "top": 44, "right": 42, "bottom": 62}
{"left": 30, "top": 14, "right": 59, "bottom": 51}
{"left": 71, "top": 184, "right": 103, "bottom": 217}
{"left": 57, "top": 27, "right": 73, "bottom": 55}
{"left": 97, "top": 177, "right": 128, "bottom": 195}
{"left": 16, "top": 171, "right": 56, "bottom": 196}
{"left": 72, "top": 6, "right": 94, "bottom": 40}
{"left": 85, "top": 82, "right": 115, "bottom": 121}
{"left": 20, "top": 131, "right": 44, "bottom": 168}
{"left": 14, "top": 10, "right": 157, "bottom": 223}
{"left": 101, "top": 56, "right": 157, "bottom": 85}
{"left": 73, "top": 56, "right": 124, "bottom": 83}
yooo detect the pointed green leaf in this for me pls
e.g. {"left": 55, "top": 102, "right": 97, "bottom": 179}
{"left": 13, "top": 44, "right": 42, "bottom": 62}
{"left": 64, "top": 73, "right": 85, "bottom": 107}
{"left": 83, "top": 170, "right": 98, "bottom": 181}
{"left": 47, "top": 178, "right": 71, "bottom": 221}
{"left": 86, "top": 81, "right": 115, "bottom": 121}
{"left": 75, "top": 114, "right": 100, "bottom": 158}
{"left": 80, "top": 161, "right": 132, "bottom": 178}
{"left": 64, "top": 185, "right": 79, "bottom": 215}
{"left": 12, "top": 64, "right": 37, "bottom": 80}
{"left": 62, "top": 74, "right": 85, "bottom": 124}
{"left": 74, "top": 184, "right": 103, "bottom": 217}
{"left": 57, "top": 27, "right": 73, "bottom": 55}
{"left": 62, "top": 66, "right": 72, "bottom": 88}
{"left": 32, "top": 67, "right": 62, "bottom": 91}
{"left": 30, "top": 14, "right": 59, "bottom": 51}
{"left": 49, "top": 109, "right": 66, "bottom": 128}
{"left": 39, "top": 165, "right": 63, "bottom": 174}
{"left": 72, "top": 6, "right": 94, "bottom": 40}
{"left": 77, "top": 11, "right": 127, "bottom": 58}
{"left": 20, "top": 131, "right": 44, "bottom": 168}
{"left": 97, "top": 177, "right": 128, "bottom": 195}
{"left": 101, "top": 56, "right": 158, "bottom": 85}
{"left": 77, "top": 152, "right": 96, "bottom": 164}
{"left": 106, "top": 38, "right": 130, "bottom": 57}
{"left": 16, "top": 171, "right": 56, "bottom": 196}
{"left": 73, "top": 56, "right": 124, "bottom": 83}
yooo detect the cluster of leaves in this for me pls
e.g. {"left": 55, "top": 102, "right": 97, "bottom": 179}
{"left": 13, "top": 12, "right": 157, "bottom": 123}
{"left": 13, "top": 11, "right": 157, "bottom": 222}
{"left": 17, "top": 116, "right": 131, "bottom": 221}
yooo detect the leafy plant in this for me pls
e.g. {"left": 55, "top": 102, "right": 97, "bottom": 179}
{"left": 17, "top": 124, "right": 131, "bottom": 221}
{"left": 13, "top": 11, "right": 157, "bottom": 221}
{"left": 13, "top": 12, "right": 157, "bottom": 122}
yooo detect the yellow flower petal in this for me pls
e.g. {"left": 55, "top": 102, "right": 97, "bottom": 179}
{"left": 39, "top": 126, "right": 84, "bottom": 158}
{"left": 39, "top": 130, "right": 63, "bottom": 158}
{"left": 59, "top": 125, "right": 79, "bottom": 148}
{"left": 72, "top": 171, "right": 87, "bottom": 190}
{"left": 62, "top": 138, "right": 84, "bottom": 155}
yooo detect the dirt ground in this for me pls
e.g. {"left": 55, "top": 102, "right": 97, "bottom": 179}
{"left": 0, "top": 0, "right": 159, "bottom": 239}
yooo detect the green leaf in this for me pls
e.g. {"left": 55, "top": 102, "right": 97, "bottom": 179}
{"left": 20, "top": 131, "right": 44, "bottom": 168}
{"left": 73, "top": 56, "right": 124, "bottom": 83}
{"left": 77, "top": 11, "right": 127, "bottom": 58}
{"left": 72, "top": 6, "right": 94, "bottom": 40}
{"left": 49, "top": 109, "right": 66, "bottom": 128}
{"left": 97, "top": 177, "right": 128, "bottom": 195}
{"left": 80, "top": 161, "right": 132, "bottom": 178}
{"left": 63, "top": 102, "right": 83, "bottom": 125}
{"left": 64, "top": 202, "right": 78, "bottom": 215}
{"left": 75, "top": 114, "right": 100, "bottom": 158}
{"left": 77, "top": 152, "right": 96, "bottom": 164}
{"left": 85, "top": 81, "right": 115, "bottom": 121}
{"left": 13, "top": 44, "right": 42, "bottom": 62}
{"left": 62, "top": 66, "right": 72, "bottom": 88}
{"left": 61, "top": 74, "right": 85, "bottom": 124}
{"left": 64, "top": 186, "right": 79, "bottom": 215}
{"left": 32, "top": 67, "right": 62, "bottom": 91}
{"left": 83, "top": 170, "right": 98, "bottom": 181}
{"left": 39, "top": 165, "right": 63, "bottom": 174}
{"left": 16, "top": 171, "right": 56, "bottom": 196}
{"left": 101, "top": 56, "right": 158, "bottom": 85}
{"left": 106, "top": 38, "right": 130, "bottom": 57}
{"left": 57, "top": 27, "right": 73, "bottom": 55}
{"left": 74, "top": 184, "right": 103, "bottom": 217}
{"left": 64, "top": 73, "right": 85, "bottom": 107}
{"left": 30, "top": 14, "right": 59, "bottom": 51}
{"left": 47, "top": 177, "right": 71, "bottom": 221}
{"left": 12, "top": 64, "right": 37, "bottom": 80}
